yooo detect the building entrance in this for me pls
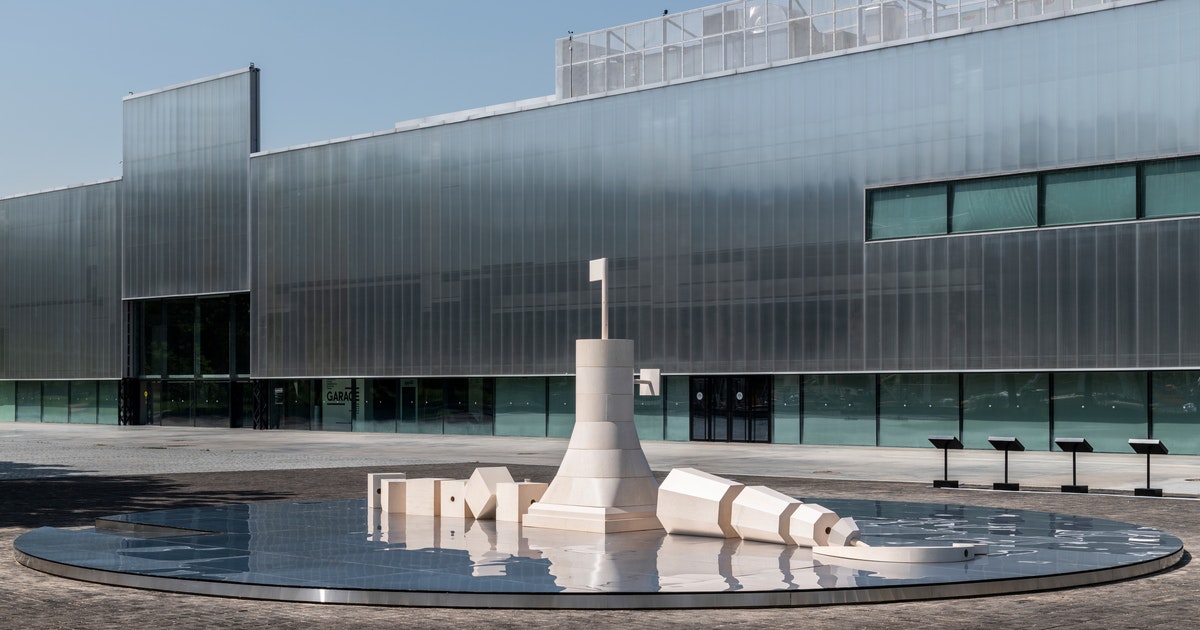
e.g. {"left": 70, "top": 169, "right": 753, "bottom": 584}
{"left": 689, "top": 376, "right": 771, "bottom": 443}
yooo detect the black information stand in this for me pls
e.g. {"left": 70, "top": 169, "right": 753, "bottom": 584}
{"left": 1129, "top": 439, "right": 1168, "bottom": 497}
{"left": 988, "top": 436, "right": 1025, "bottom": 491}
{"left": 1055, "top": 437, "right": 1093, "bottom": 493}
{"left": 929, "top": 435, "right": 963, "bottom": 488}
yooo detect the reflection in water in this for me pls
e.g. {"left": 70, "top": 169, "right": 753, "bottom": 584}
{"left": 19, "top": 497, "right": 1182, "bottom": 596}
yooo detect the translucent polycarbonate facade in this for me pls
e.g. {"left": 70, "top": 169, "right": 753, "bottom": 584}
{"left": 0, "top": 182, "right": 121, "bottom": 378}
{"left": 556, "top": 0, "right": 1140, "bottom": 99}
{"left": 254, "top": 0, "right": 1200, "bottom": 378}
{"left": 122, "top": 68, "right": 259, "bottom": 298}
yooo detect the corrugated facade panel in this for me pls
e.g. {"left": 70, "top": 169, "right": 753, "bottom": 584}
{"left": 122, "top": 70, "right": 256, "bottom": 299}
{"left": 246, "top": 0, "right": 1198, "bottom": 378}
{"left": 0, "top": 182, "right": 121, "bottom": 379}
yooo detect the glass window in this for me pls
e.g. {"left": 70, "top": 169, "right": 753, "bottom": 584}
{"left": 803, "top": 374, "right": 876, "bottom": 445}
{"left": 1053, "top": 372, "right": 1147, "bottom": 453}
{"left": 162, "top": 381, "right": 193, "bottom": 427}
{"left": 635, "top": 390, "right": 665, "bottom": 441}
{"left": 277, "top": 380, "right": 316, "bottom": 430}
{"left": 1144, "top": 157, "right": 1200, "bottom": 218}
{"left": 233, "top": 294, "right": 250, "bottom": 377}
{"left": 141, "top": 300, "right": 166, "bottom": 377}
{"left": 194, "top": 381, "right": 229, "bottom": 428}
{"left": 198, "top": 297, "right": 231, "bottom": 377}
{"left": 321, "top": 379, "right": 355, "bottom": 432}
{"left": 1150, "top": 371, "right": 1200, "bottom": 455}
{"left": 789, "top": 18, "right": 811, "bottom": 58}
{"left": 962, "top": 373, "right": 1049, "bottom": 450}
{"left": 16, "top": 381, "right": 41, "bottom": 422}
{"left": 682, "top": 41, "right": 702, "bottom": 78}
{"left": 951, "top": 175, "right": 1038, "bottom": 233}
{"left": 773, "top": 375, "right": 801, "bottom": 444}
{"left": 869, "top": 183, "right": 948, "bottom": 239}
{"left": 42, "top": 382, "right": 69, "bottom": 423}
{"left": 624, "top": 52, "right": 643, "bottom": 88}
{"left": 878, "top": 373, "right": 959, "bottom": 448}
{"left": 166, "top": 299, "right": 196, "bottom": 378}
{"left": 443, "top": 377, "right": 493, "bottom": 436}
{"left": 98, "top": 381, "right": 119, "bottom": 425}
{"left": 0, "top": 381, "right": 14, "bottom": 421}
{"left": 1043, "top": 165, "right": 1136, "bottom": 226}
{"left": 548, "top": 377, "right": 575, "bottom": 438}
{"left": 69, "top": 381, "right": 98, "bottom": 424}
{"left": 644, "top": 49, "right": 663, "bottom": 84}
{"left": 357, "top": 378, "right": 397, "bottom": 433}
{"left": 496, "top": 377, "right": 547, "bottom": 437}
{"left": 703, "top": 36, "right": 723, "bottom": 72}
{"left": 664, "top": 376, "right": 691, "bottom": 441}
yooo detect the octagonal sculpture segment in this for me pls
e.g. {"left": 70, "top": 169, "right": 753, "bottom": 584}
{"left": 657, "top": 468, "right": 745, "bottom": 538}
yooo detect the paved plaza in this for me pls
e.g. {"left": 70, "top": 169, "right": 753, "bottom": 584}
{"left": 2, "top": 423, "right": 1198, "bottom": 628}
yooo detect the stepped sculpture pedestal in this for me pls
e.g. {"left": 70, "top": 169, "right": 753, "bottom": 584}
{"left": 522, "top": 339, "right": 663, "bottom": 533}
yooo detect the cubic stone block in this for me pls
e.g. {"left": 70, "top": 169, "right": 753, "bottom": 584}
{"left": 730, "top": 486, "right": 802, "bottom": 545}
{"left": 827, "top": 516, "right": 861, "bottom": 547}
{"left": 656, "top": 468, "right": 745, "bottom": 538}
{"left": 439, "top": 479, "right": 472, "bottom": 519}
{"left": 496, "top": 481, "right": 548, "bottom": 523}
{"left": 381, "top": 479, "right": 409, "bottom": 514}
{"left": 366, "top": 472, "right": 407, "bottom": 509}
{"left": 790, "top": 503, "right": 840, "bottom": 547}
{"left": 464, "top": 467, "right": 515, "bottom": 520}
{"left": 405, "top": 478, "right": 452, "bottom": 516}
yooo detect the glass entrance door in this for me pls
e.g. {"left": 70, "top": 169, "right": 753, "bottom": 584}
{"left": 690, "top": 376, "right": 771, "bottom": 443}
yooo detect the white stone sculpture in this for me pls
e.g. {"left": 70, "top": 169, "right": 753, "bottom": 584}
{"left": 656, "top": 468, "right": 745, "bottom": 538}
{"left": 439, "top": 479, "right": 472, "bottom": 519}
{"left": 495, "top": 481, "right": 549, "bottom": 523}
{"left": 405, "top": 478, "right": 452, "bottom": 516}
{"left": 730, "top": 485, "right": 802, "bottom": 545}
{"left": 464, "top": 467, "right": 514, "bottom": 519}
{"left": 366, "top": 472, "right": 406, "bottom": 509}
{"left": 522, "top": 338, "right": 662, "bottom": 533}
{"left": 381, "top": 478, "right": 409, "bottom": 514}
{"left": 790, "top": 503, "right": 839, "bottom": 547}
{"left": 827, "top": 516, "right": 861, "bottom": 547}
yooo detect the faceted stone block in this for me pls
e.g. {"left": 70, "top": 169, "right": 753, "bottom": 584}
{"left": 405, "top": 478, "right": 452, "bottom": 516}
{"left": 439, "top": 479, "right": 472, "bottom": 519}
{"left": 790, "top": 503, "right": 840, "bottom": 547}
{"left": 730, "top": 486, "right": 802, "bottom": 545}
{"left": 381, "top": 479, "right": 409, "bottom": 514}
{"left": 495, "top": 481, "right": 548, "bottom": 523}
{"left": 827, "top": 516, "right": 861, "bottom": 547}
{"left": 464, "top": 467, "right": 514, "bottom": 520}
{"left": 366, "top": 472, "right": 406, "bottom": 509}
{"left": 656, "top": 468, "right": 745, "bottom": 538}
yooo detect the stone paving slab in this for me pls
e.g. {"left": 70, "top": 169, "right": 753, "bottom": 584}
{"left": 3, "top": 461, "right": 1196, "bottom": 629}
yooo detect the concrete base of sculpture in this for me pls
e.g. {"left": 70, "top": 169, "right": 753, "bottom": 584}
{"left": 367, "top": 473, "right": 407, "bottom": 509}
{"left": 523, "top": 339, "right": 663, "bottom": 534}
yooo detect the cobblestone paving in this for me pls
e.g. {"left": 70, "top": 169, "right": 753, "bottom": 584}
{"left": 3, "top": 462, "right": 1195, "bottom": 629}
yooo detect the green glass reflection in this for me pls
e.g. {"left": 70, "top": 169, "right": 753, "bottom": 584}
{"left": 98, "top": 381, "right": 119, "bottom": 425}
{"left": 1144, "top": 157, "right": 1200, "bottom": 218}
{"left": 803, "top": 374, "right": 876, "bottom": 446}
{"left": 68, "top": 381, "right": 98, "bottom": 424}
{"left": 496, "top": 378, "right": 548, "bottom": 437}
{"left": 194, "top": 381, "right": 229, "bottom": 428}
{"left": 869, "top": 183, "right": 948, "bottom": 239}
{"left": 951, "top": 175, "right": 1038, "bottom": 233}
{"left": 42, "top": 382, "right": 69, "bottom": 423}
{"left": 635, "top": 392, "right": 665, "bottom": 441}
{"left": 961, "top": 373, "right": 1048, "bottom": 450}
{"left": 664, "top": 376, "right": 691, "bottom": 441}
{"left": 878, "top": 374, "right": 958, "bottom": 448}
{"left": 0, "top": 381, "right": 14, "bottom": 421}
{"left": 1150, "top": 371, "right": 1200, "bottom": 455}
{"left": 320, "top": 379, "right": 355, "bottom": 432}
{"left": 1043, "top": 165, "right": 1136, "bottom": 226}
{"left": 547, "top": 377, "right": 575, "bottom": 438}
{"left": 16, "top": 382, "right": 42, "bottom": 421}
{"left": 772, "top": 375, "right": 801, "bottom": 444}
{"left": 1052, "top": 372, "right": 1147, "bottom": 453}
{"left": 442, "top": 378, "right": 493, "bottom": 436}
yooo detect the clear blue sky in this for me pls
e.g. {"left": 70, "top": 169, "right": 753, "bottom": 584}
{"left": 0, "top": 0, "right": 712, "bottom": 198}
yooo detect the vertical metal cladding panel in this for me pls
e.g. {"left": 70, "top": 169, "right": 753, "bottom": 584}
{"left": 123, "top": 69, "right": 257, "bottom": 298}
{"left": 0, "top": 182, "right": 121, "bottom": 378}
{"left": 252, "top": 0, "right": 1200, "bottom": 378}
